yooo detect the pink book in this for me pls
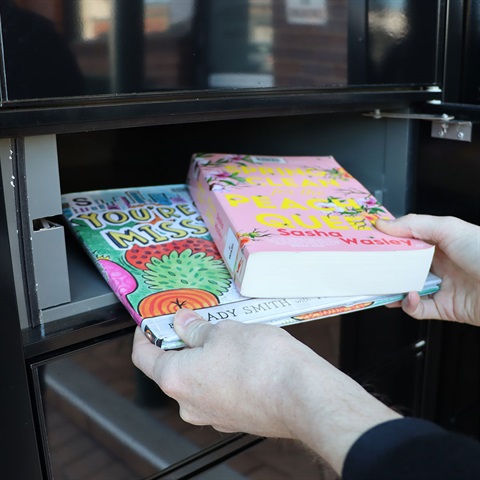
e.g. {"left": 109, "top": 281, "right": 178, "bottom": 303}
{"left": 187, "top": 153, "right": 435, "bottom": 298}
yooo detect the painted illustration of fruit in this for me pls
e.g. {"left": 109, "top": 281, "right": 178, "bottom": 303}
{"left": 135, "top": 247, "right": 232, "bottom": 317}
{"left": 143, "top": 248, "right": 231, "bottom": 293}
{"left": 139, "top": 289, "right": 219, "bottom": 317}
{"left": 125, "top": 238, "right": 222, "bottom": 270}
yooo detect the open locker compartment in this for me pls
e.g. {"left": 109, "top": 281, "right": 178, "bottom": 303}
{"left": 22, "top": 107, "right": 420, "bottom": 344}
{"left": 14, "top": 105, "right": 432, "bottom": 480}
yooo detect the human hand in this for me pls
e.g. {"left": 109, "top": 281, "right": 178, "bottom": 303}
{"left": 376, "top": 214, "right": 480, "bottom": 326}
{"left": 132, "top": 309, "right": 400, "bottom": 474}
{"left": 132, "top": 311, "right": 324, "bottom": 438}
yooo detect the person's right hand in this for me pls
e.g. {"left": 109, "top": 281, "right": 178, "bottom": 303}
{"left": 376, "top": 214, "right": 480, "bottom": 327}
{"left": 132, "top": 309, "right": 400, "bottom": 475}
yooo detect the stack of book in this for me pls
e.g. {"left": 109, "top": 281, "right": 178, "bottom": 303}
{"left": 62, "top": 153, "right": 438, "bottom": 349}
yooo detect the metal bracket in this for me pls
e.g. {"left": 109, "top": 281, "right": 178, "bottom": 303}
{"left": 430, "top": 118, "right": 472, "bottom": 142}
{"left": 364, "top": 109, "right": 472, "bottom": 142}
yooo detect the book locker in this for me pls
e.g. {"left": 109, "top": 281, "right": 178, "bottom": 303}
{"left": 1, "top": 1, "right": 479, "bottom": 479}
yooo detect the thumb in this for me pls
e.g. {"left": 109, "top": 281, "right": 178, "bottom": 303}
{"left": 375, "top": 216, "right": 418, "bottom": 238}
{"left": 174, "top": 308, "right": 213, "bottom": 348}
{"left": 401, "top": 291, "right": 442, "bottom": 321}
{"left": 375, "top": 214, "right": 443, "bottom": 244}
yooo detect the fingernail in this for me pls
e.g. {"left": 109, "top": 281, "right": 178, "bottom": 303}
{"left": 174, "top": 308, "right": 200, "bottom": 327}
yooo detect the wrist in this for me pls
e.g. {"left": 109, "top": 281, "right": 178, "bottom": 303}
{"left": 280, "top": 346, "right": 401, "bottom": 474}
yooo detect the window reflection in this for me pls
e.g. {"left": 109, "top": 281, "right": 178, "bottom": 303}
{"left": 368, "top": 5, "right": 410, "bottom": 68}
{"left": 1, "top": 0, "right": 444, "bottom": 100}
{"left": 0, "top": 1, "right": 85, "bottom": 99}
{"left": 78, "top": 1, "right": 111, "bottom": 40}
{"left": 1, "top": 0, "right": 349, "bottom": 98}
{"left": 285, "top": 0, "right": 328, "bottom": 26}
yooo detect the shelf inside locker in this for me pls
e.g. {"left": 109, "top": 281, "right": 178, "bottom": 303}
{"left": 22, "top": 238, "right": 132, "bottom": 358}
{"left": 40, "top": 235, "right": 120, "bottom": 325}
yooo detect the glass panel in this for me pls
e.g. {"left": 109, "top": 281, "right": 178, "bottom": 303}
{"left": 36, "top": 319, "right": 340, "bottom": 478}
{"left": 38, "top": 333, "right": 235, "bottom": 478}
{"left": 1, "top": 0, "right": 441, "bottom": 101}
{"left": 222, "top": 439, "right": 340, "bottom": 479}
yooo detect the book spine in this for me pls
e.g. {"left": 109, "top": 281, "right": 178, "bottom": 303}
{"left": 267, "top": 284, "right": 440, "bottom": 329}
{"left": 148, "top": 280, "right": 441, "bottom": 350}
{"left": 188, "top": 161, "right": 245, "bottom": 290}
{"left": 141, "top": 293, "right": 361, "bottom": 346}
{"left": 156, "top": 289, "right": 439, "bottom": 350}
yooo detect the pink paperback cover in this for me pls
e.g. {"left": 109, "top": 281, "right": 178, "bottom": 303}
{"left": 187, "top": 153, "right": 435, "bottom": 298}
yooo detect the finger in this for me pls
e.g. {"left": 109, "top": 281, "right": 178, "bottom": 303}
{"left": 375, "top": 214, "right": 446, "bottom": 244}
{"left": 131, "top": 327, "right": 167, "bottom": 380}
{"left": 377, "top": 215, "right": 480, "bottom": 279}
{"left": 401, "top": 292, "right": 441, "bottom": 321}
{"left": 174, "top": 308, "right": 214, "bottom": 348}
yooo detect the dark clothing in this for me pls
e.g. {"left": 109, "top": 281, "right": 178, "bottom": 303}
{"left": 343, "top": 417, "right": 480, "bottom": 480}
{"left": 1, "top": 5, "right": 84, "bottom": 100}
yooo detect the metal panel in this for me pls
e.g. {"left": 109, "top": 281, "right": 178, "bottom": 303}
{"left": 0, "top": 152, "right": 43, "bottom": 479}
{"left": 24, "top": 135, "right": 62, "bottom": 220}
{"left": 23, "top": 135, "right": 71, "bottom": 314}
{"left": 31, "top": 220, "right": 71, "bottom": 310}
{"left": 0, "top": 138, "right": 29, "bottom": 328}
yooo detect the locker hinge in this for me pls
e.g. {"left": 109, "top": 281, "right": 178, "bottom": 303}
{"left": 364, "top": 109, "right": 472, "bottom": 142}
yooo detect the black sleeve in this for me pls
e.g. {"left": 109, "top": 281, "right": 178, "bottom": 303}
{"left": 342, "top": 417, "right": 480, "bottom": 480}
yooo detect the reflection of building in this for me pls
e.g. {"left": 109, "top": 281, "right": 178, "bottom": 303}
{"left": 79, "top": 0, "right": 175, "bottom": 39}
{"left": 285, "top": 0, "right": 328, "bottom": 26}
{"left": 273, "top": 0, "right": 347, "bottom": 87}
{"left": 79, "top": 0, "right": 111, "bottom": 39}
{"left": 8, "top": 0, "right": 348, "bottom": 96}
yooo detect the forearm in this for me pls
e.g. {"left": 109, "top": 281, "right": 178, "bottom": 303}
{"left": 279, "top": 347, "right": 401, "bottom": 474}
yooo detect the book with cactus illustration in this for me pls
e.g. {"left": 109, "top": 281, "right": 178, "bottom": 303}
{"left": 63, "top": 183, "right": 436, "bottom": 350}
{"left": 187, "top": 153, "right": 435, "bottom": 298}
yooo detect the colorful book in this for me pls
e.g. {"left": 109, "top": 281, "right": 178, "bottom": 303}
{"left": 187, "top": 153, "right": 435, "bottom": 298}
{"left": 135, "top": 272, "right": 440, "bottom": 350}
{"left": 62, "top": 184, "right": 438, "bottom": 350}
